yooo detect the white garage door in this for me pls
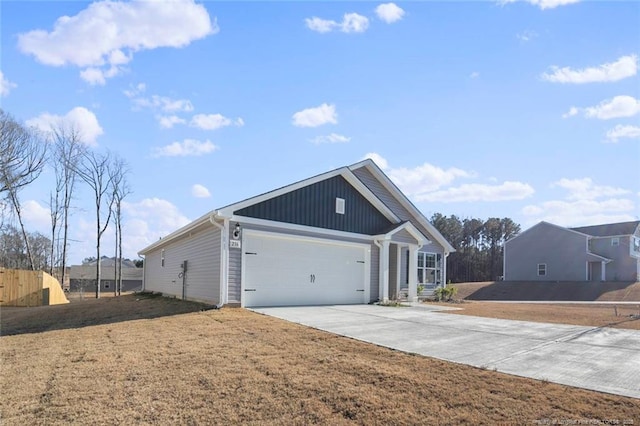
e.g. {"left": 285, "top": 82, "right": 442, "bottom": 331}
{"left": 243, "top": 232, "right": 368, "bottom": 307}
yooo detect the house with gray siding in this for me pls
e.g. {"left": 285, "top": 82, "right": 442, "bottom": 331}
{"left": 504, "top": 221, "right": 640, "bottom": 282}
{"left": 138, "top": 159, "right": 455, "bottom": 307}
{"left": 69, "top": 258, "right": 143, "bottom": 292}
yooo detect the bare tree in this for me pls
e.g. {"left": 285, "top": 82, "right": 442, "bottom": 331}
{"left": 0, "top": 109, "right": 47, "bottom": 194}
{"left": 50, "top": 125, "right": 86, "bottom": 287}
{"left": 109, "top": 155, "right": 131, "bottom": 296}
{"left": 0, "top": 110, "right": 47, "bottom": 270}
{"left": 75, "top": 150, "right": 114, "bottom": 298}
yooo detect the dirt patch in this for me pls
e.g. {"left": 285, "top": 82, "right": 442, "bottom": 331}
{"left": 1, "top": 295, "right": 639, "bottom": 425}
{"left": 453, "top": 281, "right": 640, "bottom": 301}
{"left": 432, "top": 301, "right": 640, "bottom": 330}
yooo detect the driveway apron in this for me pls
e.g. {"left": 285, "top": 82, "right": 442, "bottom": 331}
{"left": 251, "top": 304, "right": 640, "bottom": 399}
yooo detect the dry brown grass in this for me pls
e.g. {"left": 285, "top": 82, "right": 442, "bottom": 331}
{"left": 1, "top": 294, "right": 639, "bottom": 425}
{"left": 433, "top": 301, "right": 640, "bottom": 330}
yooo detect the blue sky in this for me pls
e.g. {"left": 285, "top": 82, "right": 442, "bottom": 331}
{"left": 1, "top": 0, "right": 639, "bottom": 264}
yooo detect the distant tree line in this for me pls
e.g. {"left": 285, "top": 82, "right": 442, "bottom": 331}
{"left": 0, "top": 108, "right": 131, "bottom": 298}
{"left": 430, "top": 213, "right": 521, "bottom": 283}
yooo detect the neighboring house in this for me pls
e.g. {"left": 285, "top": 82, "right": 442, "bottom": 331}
{"left": 138, "top": 159, "right": 455, "bottom": 307}
{"left": 69, "top": 258, "right": 143, "bottom": 292}
{"left": 504, "top": 221, "right": 640, "bottom": 282}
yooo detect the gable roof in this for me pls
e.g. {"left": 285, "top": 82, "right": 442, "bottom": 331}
{"left": 139, "top": 159, "right": 455, "bottom": 255}
{"left": 348, "top": 159, "right": 456, "bottom": 253}
{"left": 570, "top": 221, "right": 640, "bottom": 237}
{"left": 506, "top": 221, "right": 591, "bottom": 245}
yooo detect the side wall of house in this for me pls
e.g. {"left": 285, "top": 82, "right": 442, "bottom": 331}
{"left": 504, "top": 223, "right": 589, "bottom": 281}
{"left": 227, "top": 220, "right": 380, "bottom": 303}
{"left": 591, "top": 236, "right": 640, "bottom": 281}
{"left": 144, "top": 223, "right": 221, "bottom": 304}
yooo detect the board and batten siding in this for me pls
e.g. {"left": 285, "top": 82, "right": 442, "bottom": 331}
{"left": 144, "top": 223, "right": 221, "bottom": 304}
{"left": 352, "top": 167, "right": 445, "bottom": 254}
{"left": 226, "top": 220, "right": 380, "bottom": 304}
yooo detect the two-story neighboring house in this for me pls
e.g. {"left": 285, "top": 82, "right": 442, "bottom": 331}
{"left": 504, "top": 220, "right": 640, "bottom": 282}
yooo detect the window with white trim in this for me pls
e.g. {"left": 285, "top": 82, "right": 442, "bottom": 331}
{"left": 417, "top": 252, "right": 442, "bottom": 285}
{"left": 537, "top": 263, "right": 546, "bottom": 276}
{"left": 611, "top": 237, "right": 620, "bottom": 247}
{"left": 335, "top": 197, "right": 345, "bottom": 215}
{"left": 633, "top": 237, "right": 640, "bottom": 254}
{"left": 161, "top": 249, "right": 165, "bottom": 267}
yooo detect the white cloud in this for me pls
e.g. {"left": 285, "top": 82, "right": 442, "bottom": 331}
{"left": 500, "top": 0, "right": 580, "bottom": 9}
{"left": 158, "top": 115, "right": 187, "bottom": 129}
{"left": 517, "top": 30, "right": 538, "bottom": 42}
{"left": 552, "top": 178, "right": 630, "bottom": 200}
{"left": 584, "top": 96, "right": 640, "bottom": 120}
{"left": 122, "top": 198, "right": 191, "bottom": 257}
{"left": 522, "top": 199, "right": 635, "bottom": 228}
{"left": 311, "top": 133, "right": 351, "bottom": 144}
{"left": 566, "top": 96, "right": 640, "bottom": 120}
{"left": 26, "top": 106, "right": 104, "bottom": 146}
{"left": 562, "top": 106, "right": 579, "bottom": 118}
{"left": 305, "top": 13, "right": 369, "bottom": 33}
{"left": 123, "top": 83, "right": 146, "bottom": 98}
{"left": 605, "top": 125, "right": 640, "bottom": 143}
{"left": 541, "top": 54, "right": 638, "bottom": 84}
{"left": 305, "top": 17, "right": 338, "bottom": 33}
{"left": 191, "top": 184, "right": 211, "bottom": 198}
{"left": 469, "top": 71, "right": 480, "bottom": 79}
{"left": 292, "top": 103, "right": 337, "bottom": 127}
{"left": 134, "top": 95, "right": 194, "bottom": 113}
{"left": 22, "top": 200, "right": 51, "bottom": 233}
{"left": 152, "top": 139, "right": 218, "bottom": 157}
{"left": 190, "top": 114, "right": 244, "bottom": 130}
{"left": 18, "top": 0, "right": 217, "bottom": 85}
{"left": 523, "top": 177, "right": 636, "bottom": 227}
{"left": 418, "top": 181, "right": 535, "bottom": 203}
{"left": 363, "top": 152, "right": 389, "bottom": 170}
{"left": 0, "top": 70, "right": 17, "bottom": 96}
{"left": 375, "top": 3, "right": 405, "bottom": 24}
{"left": 362, "top": 152, "right": 473, "bottom": 198}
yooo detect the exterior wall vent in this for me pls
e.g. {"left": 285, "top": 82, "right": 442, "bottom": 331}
{"left": 335, "top": 197, "right": 345, "bottom": 215}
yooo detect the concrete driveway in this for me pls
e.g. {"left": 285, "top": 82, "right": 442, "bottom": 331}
{"left": 251, "top": 304, "right": 640, "bottom": 399}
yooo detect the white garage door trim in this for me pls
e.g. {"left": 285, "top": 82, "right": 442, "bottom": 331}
{"left": 240, "top": 229, "right": 371, "bottom": 307}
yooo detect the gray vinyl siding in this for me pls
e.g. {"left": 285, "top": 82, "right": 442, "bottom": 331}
{"left": 143, "top": 223, "right": 221, "bottom": 304}
{"left": 370, "top": 244, "right": 380, "bottom": 302}
{"left": 400, "top": 247, "right": 408, "bottom": 286}
{"left": 226, "top": 220, "right": 380, "bottom": 304}
{"left": 352, "top": 167, "right": 445, "bottom": 253}
{"left": 590, "top": 236, "right": 639, "bottom": 281}
{"left": 504, "top": 222, "right": 590, "bottom": 281}
{"left": 389, "top": 244, "right": 398, "bottom": 299}
{"left": 391, "top": 229, "right": 418, "bottom": 244}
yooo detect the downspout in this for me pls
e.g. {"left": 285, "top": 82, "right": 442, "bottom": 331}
{"left": 139, "top": 254, "right": 146, "bottom": 292}
{"left": 209, "top": 214, "right": 226, "bottom": 309}
{"left": 443, "top": 251, "right": 450, "bottom": 288}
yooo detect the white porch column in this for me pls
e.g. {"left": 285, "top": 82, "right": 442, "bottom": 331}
{"left": 601, "top": 261, "right": 606, "bottom": 281}
{"left": 379, "top": 240, "right": 390, "bottom": 303}
{"left": 408, "top": 245, "right": 418, "bottom": 302}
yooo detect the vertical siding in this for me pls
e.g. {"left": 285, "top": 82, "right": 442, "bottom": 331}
{"left": 227, "top": 222, "right": 242, "bottom": 303}
{"left": 370, "top": 244, "right": 379, "bottom": 302}
{"left": 352, "top": 167, "right": 446, "bottom": 253}
{"left": 144, "top": 223, "right": 221, "bottom": 304}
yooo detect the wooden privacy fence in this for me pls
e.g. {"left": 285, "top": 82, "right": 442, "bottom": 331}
{"left": 0, "top": 268, "right": 69, "bottom": 307}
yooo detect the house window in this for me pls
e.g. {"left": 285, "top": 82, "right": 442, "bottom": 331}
{"left": 335, "top": 197, "right": 345, "bottom": 215}
{"left": 611, "top": 237, "right": 620, "bottom": 247}
{"left": 161, "top": 249, "right": 165, "bottom": 267}
{"left": 537, "top": 263, "right": 546, "bottom": 276}
{"left": 104, "top": 281, "right": 111, "bottom": 289}
{"left": 634, "top": 237, "right": 640, "bottom": 253}
{"left": 417, "top": 252, "right": 442, "bottom": 285}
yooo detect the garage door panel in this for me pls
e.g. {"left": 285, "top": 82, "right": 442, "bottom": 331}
{"left": 244, "top": 233, "right": 366, "bottom": 307}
